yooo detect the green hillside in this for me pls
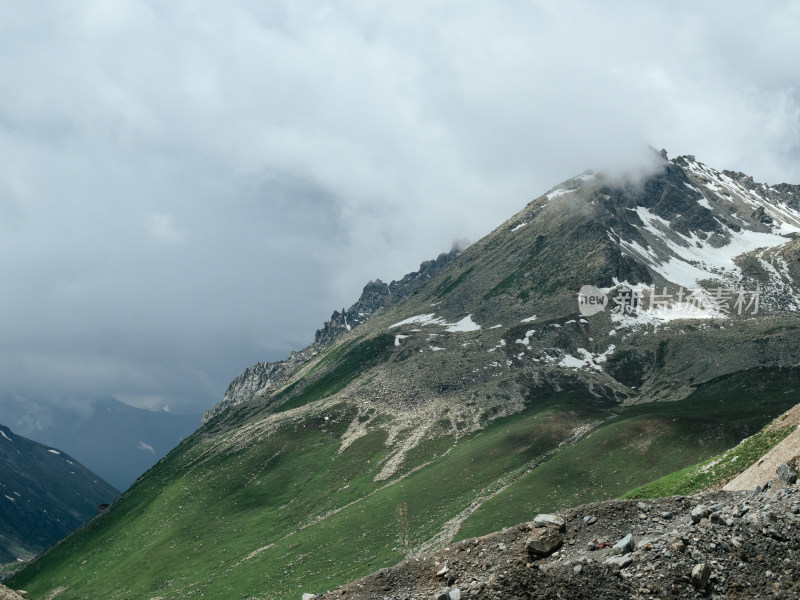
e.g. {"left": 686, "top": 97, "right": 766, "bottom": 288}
{"left": 9, "top": 368, "right": 799, "bottom": 599}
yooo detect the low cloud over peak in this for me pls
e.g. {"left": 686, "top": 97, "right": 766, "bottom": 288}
{"left": 0, "top": 1, "right": 798, "bottom": 413}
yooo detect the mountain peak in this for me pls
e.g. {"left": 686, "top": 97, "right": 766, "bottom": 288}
{"left": 206, "top": 153, "right": 800, "bottom": 426}
{"left": 12, "top": 152, "right": 800, "bottom": 600}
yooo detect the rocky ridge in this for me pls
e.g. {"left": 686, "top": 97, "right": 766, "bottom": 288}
{"left": 315, "top": 250, "right": 460, "bottom": 347}
{"left": 317, "top": 463, "right": 800, "bottom": 600}
{"left": 202, "top": 249, "right": 459, "bottom": 423}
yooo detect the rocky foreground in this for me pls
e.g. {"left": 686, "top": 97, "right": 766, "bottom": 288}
{"left": 314, "top": 464, "right": 799, "bottom": 600}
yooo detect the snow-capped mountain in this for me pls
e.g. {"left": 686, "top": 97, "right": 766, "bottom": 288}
{"left": 593, "top": 153, "right": 800, "bottom": 315}
{"left": 11, "top": 151, "right": 800, "bottom": 600}
{"left": 205, "top": 150, "right": 800, "bottom": 434}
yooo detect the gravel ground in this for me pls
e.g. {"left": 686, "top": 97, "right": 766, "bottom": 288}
{"left": 315, "top": 465, "right": 800, "bottom": 600}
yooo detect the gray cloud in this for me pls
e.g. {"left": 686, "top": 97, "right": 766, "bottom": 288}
{"left": 0, "top": 1, "right": 799, "bottom": 413}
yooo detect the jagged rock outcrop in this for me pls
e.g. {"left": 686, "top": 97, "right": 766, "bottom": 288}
{"left": 202, "top": 347, "right": 319, "bottom": 424}
{"left": 202, "top": 249, "right": 459, "bottom": 423}
{"left": 314, "top": 249, "right": 460, "bottom": 347}
{"left": 314, "top": 280, "right": 389, "bottom": 347}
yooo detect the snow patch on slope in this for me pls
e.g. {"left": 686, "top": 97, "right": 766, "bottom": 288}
{"left": 547, "top": 188, "right": 577, "bottom": 201}
{"left": 390, "top": 314, "right": 447, "bottom": 328}
{"left": 391, "top": 313, "right": 481, "bottom": 333}
{"left": 558, "top": 346, "right": 616, "bottom": 371}
{"left": 515, "top": 330, "right": 536, "bottom": 348}
{"left": 445, "top": 315, "right": 481, "bottom": 332}
{"left": 632, "top": 206, "right": 791, "bottom": 288}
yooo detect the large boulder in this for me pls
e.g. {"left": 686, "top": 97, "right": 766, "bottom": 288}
{"left": 690, "top": 504, "right": 710, "bottom": 523}
{"left": 776, "top": 462, "right": 798, "bottom": 485}
{"left": 532, "top": 513, "right": 566, "bottom": 532}
{"left": 691, "top": 563, "right": 711, "bottom": 589}
{"left": 526, "top": 526, "right": 564, "bottom": 557}
{"left": 612, "top": 533, "right": 635, "bottom": 554}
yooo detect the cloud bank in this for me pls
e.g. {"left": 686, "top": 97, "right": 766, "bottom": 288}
{"left": 0, "top": 1, "right": 798, "bottom": 412}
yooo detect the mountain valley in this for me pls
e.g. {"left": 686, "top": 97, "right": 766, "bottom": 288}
{"left": 0, "top": 397, "right": 200, "bottom": 491}
{"left": 5, "top": 151, "right": 800, "bottom": 599}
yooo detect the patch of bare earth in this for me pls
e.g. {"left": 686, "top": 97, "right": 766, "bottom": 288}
{"left": 724, "top": 403, "right": 800, "bottom": 491}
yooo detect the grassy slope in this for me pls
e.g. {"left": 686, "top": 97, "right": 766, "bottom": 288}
{"left": 9, "top": 393, "right": 596, "bottom": 599}
{"left": 10, "top": 370, "right": 799, "bottom": 598}
{"left": 458, "top": 368, "right": 800, "bottom": 538}
{"left": 622, "top": 418, "right": 795, "bottom": 499}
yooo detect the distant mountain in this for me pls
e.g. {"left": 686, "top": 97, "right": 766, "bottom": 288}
{"left": 0, "top": 397, "right": 199, "bottom": 490}
{"left": 0, "top": 423, "right": 117, "bottom": 565}
{"left": 10, "top": 151, "right": 800, "bottom": 599}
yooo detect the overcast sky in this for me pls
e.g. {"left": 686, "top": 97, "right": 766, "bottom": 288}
{"left": 1, "top": 1, "right": 799, "bottom": 415}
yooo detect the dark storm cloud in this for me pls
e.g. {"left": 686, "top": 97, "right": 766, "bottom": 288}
{"left": 0, "top": 1, "right": 798, "bottom": 412}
